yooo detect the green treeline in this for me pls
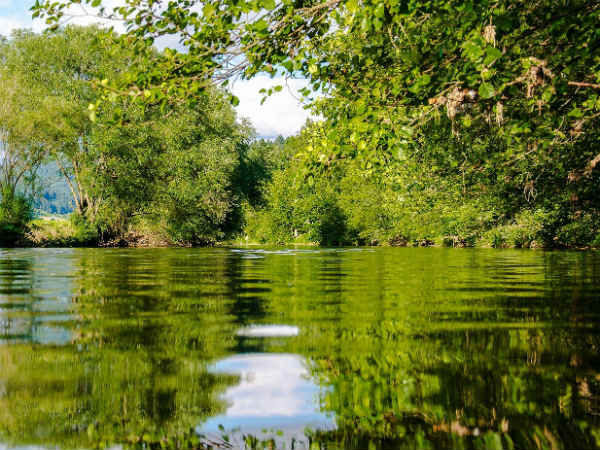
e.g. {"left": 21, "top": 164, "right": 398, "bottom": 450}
{"left": 0, "top": 27, "right": 277, "bottom": 247}
{"left": 3, "top": 0, "right": 600, "bottom": 249}
{"left": 245, "top": 122, "right": 600, "bottom": 248}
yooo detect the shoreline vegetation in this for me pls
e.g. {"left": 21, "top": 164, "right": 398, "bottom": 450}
{"left": 3, "top": 0, "right": 600, "bottom": 252}
{"left": 16, "top": 213, "right": 600, "bottom": 250}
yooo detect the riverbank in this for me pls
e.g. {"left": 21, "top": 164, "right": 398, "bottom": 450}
{"left": 11, "top": 215, "right": 599, "bottom": 250}
{"left": 23, "top": 216, "right": 172, "bottom": 248}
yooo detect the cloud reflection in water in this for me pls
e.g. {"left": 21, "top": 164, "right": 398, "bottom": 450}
{"left": 202, "top": 326, "right": 334, "bottom": 436}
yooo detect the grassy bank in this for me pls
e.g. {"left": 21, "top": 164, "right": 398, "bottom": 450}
{"left": 6, "top": 209, "right": 599, "bottom": 250}
{"left": 10, "top": 218, "right": 599, "bottom": 250}
{"left": 24, "top": 215, "right": 98, "bottom": 247}
{"left": 22, "top": 215, "right": 173, "bottom": 248}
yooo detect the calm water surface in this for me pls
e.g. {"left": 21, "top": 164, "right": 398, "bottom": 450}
{"left": 0, "top": 247, "right": 599, "bottom": 449}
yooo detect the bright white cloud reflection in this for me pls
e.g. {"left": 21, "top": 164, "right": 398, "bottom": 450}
{"left": 202, "top": 353, "right": 333, "bottom": 433}
{"left": 236, "top": 324, "right": 299, "bottom": 338}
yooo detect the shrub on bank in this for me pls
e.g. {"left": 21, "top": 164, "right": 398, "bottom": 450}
{"left": 26, "top": 214, "right": 98, "bottom": 247}
{"left": 555, "top": 212, "right": 600, "bottom": 248}
{"left": 0, "top": 190, "right": 33, "bottom": 246}
{"left": 244, "top": 169, "right": 600, "bottom": 249}
{"left": 477, "top": 208, "right": 600, "bottom": 249}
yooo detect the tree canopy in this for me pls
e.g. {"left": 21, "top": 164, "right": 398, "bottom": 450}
{"left": 0, "top": 26, "right": 267, "bottom": 246}
{"left": 0, "top": 0, "right": 596, "bottom": 248}
{"left": 32, "top": 1, "right": 600, "bottom": 152}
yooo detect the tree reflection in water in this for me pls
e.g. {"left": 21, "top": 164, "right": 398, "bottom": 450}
{"left": 0, "top": 248, "right": 598, "bottom": 449}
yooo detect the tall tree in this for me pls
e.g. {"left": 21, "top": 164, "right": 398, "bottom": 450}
{"left": 0, "top": 69, "right": 48, "bottom": 199}
{"left": 0, "top": 69, "right": 48, "bottom": 242}
{"left": 2, "top": 27, "right": 141, "bottom": 219}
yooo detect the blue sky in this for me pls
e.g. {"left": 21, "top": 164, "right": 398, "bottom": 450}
{"left": 0, "top": 1, "right": 38, "bottom": 33}
{"left": 0, "top": 0, "right": 311, "bottom": 137}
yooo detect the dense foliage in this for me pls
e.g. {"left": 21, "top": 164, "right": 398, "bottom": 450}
{"left": 242, "top": 123, "right": 600, "bottom": 247}
{"left": 0, "top": 26, "right": 271, "bottom": 246}
{"left": 0, "top": 189, "right": 33, "bottom": 245}
{"left": 28, "top": 0, "right": 600, "bottom": 248}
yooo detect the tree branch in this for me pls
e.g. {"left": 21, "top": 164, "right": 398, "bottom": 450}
{"left": 568, "top": 81, "right": 600, "bottom": 89}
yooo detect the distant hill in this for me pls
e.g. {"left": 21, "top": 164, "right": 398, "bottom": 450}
{"left": 34, "top": 163, "right": 74, "bottom": 215}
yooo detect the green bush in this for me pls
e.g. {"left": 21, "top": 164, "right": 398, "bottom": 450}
{"left": 555, "top": 212, "right": 600, "bottom": 248}
{"left": 0, "top": 189, "right": 33, "bottom": 246}
{"left": 256, "top": 170, "right": 299, "bottom": 244}
{"left": 69, "top": 213, "right": 99, "bottom": 245}
{"left": 243, "top": 169, "right": 354, "bottom": 246}
{"left": 26, "top": 213, "right": 99, "bottom": 247}
{"left": 477, "top": 208, "right": 600, "bottom": 249}
{"left": 437, "top": 202, "right": 494, "bottom": 247}
{"left": 479, "top": 209, "right": 544, "bottom": 248}
{"left": 338, "top": 170, "right": 401, "bottom": 245}
{"left": 302, "top": 186, "right": 349, "bottom": 246}
{"left": 238, "top": 201, "right": 271, "bottom": 244}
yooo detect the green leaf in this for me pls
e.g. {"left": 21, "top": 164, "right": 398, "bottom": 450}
{"left": 254, "top": 19, "right": 268, "bottom": 31}
{"left": 261, "top": 0, "right": 276, "bottom": 10}
{"left": 542, "top": 88, "right": 554, "bottom": 102}
{"left": 478, "top": 82, "right": 495, "bottom": 99}
{"left": 568, "top": 107, "right": 583, "bottom": 118}
{"left": 484, "top": 46, "right": 503, "bottom": 63}
{"left": 419, "top": 74, "right": 431, "bottom": 85}
{"left": 346, "top": 0, "right": 358, "bottom": 13}
{"left": 282, "top": 60, "right": 293, "bottom": 72}
{"left": 463, "top": 40, "right": 484, "bottom": 61}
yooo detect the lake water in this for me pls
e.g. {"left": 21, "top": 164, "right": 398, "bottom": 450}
{"left": 0, "top": 247, "right": 599, "bottom": 449}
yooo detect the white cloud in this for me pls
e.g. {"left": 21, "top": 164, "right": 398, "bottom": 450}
{"left": 0, "top": 0, "right": 120, "bottom": 36}
{"left": 56, "top": 0, "right": 127, "bottom": 33}
{"left": 232, "top": 75, "right": 314, "bottom": 138}
{"left": 0, "top": 0, "right": 44, "bottom": 37}
{"left": 200, "top": 353, "right": 335, "bottom": 446}
{"left": 0, "top": 16, "right": 27, "bottom": 36}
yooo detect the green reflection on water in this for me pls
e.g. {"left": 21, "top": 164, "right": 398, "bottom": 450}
{"left": 0, "top": 248, "right": 599, "bottom": 449}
